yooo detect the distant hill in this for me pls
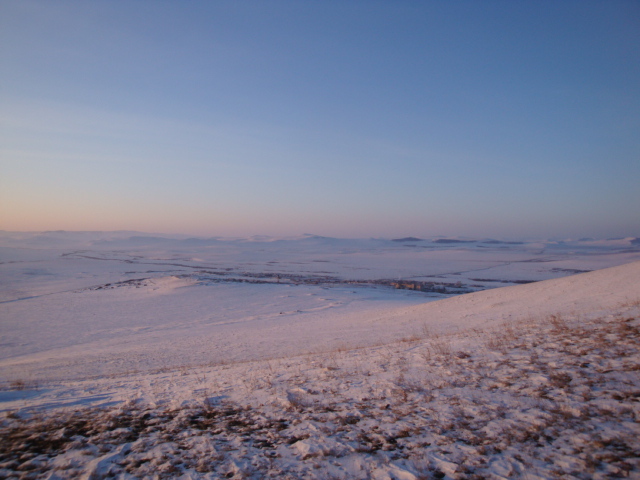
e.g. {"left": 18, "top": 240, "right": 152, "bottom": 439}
{"left": 391, "top": 237, "right": 423, "bottom": 242}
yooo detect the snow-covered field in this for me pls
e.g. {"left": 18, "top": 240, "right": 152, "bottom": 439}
{"left": 1, "top": 232, "right": 639, "bottom": 479}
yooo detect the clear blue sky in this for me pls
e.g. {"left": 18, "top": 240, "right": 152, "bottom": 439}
{"left": 1, "top": 0, "right": 639, "bottom": 239}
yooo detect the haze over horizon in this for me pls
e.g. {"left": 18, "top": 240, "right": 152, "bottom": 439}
{"left": 1, "top": 1, "right": 639, "bottom": 239}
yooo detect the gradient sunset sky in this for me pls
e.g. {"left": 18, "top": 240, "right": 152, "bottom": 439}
{"left": 1, "top": 1, "right": 639, "bottom": 239}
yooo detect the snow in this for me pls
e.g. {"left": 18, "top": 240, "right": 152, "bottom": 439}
{"left": 1, "top": 232, "right": 639, "bottom": 479}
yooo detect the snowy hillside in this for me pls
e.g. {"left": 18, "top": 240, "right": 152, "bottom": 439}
{"left": 1, "top": 235, "right": 639, "bottom": 479}
{"left": 2, "top": 232, "right": 640, "bottom": 383}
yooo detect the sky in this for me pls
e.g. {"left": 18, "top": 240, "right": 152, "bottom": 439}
{"left": 1, "top": 0, "right": 639, "bottom": 239}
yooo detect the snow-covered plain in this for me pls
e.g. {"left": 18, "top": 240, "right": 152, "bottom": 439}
{"left": 1, "top": 231, "right": 639, "bottom": 479}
